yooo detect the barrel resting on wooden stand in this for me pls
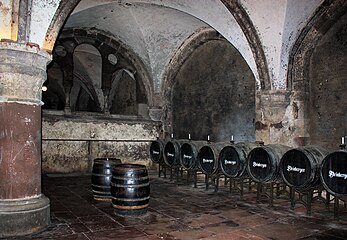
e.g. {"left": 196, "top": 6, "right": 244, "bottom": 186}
{"left": 320, "top": 148, "right": 347, "bottom": 219}
{"left": 256, "top": 182, "right": 289, "bottom": 207}
{"left": 332, "top": 196, "right": 347, "bottom": 219}
{"left": 247, "top": 144, "right": 291, "bottom": 207}
{"left": 228, "top": 177, "right": 257, "bottom": 199}
{"left": 158, "top": 162, "right": 168, "bottom": 178}
{"left": 290, "top": 186, "right": 330, "bottom": 215}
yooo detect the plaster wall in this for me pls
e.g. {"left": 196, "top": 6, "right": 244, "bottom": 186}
{"left": 241, "top": 0, "right": 322, "bottom": 89}
{"left": 42, "top": 114, "right": 160, "bottom": 173}
{"left": 29, "top": 0, "right": 60, "bottom": 47}
{"left": 0, "top": 0, "right": 13, "bottom": 40}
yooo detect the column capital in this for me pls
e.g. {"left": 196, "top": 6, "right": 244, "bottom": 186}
{"left": 0, "top": 42, "right": 52, "bottom": 105}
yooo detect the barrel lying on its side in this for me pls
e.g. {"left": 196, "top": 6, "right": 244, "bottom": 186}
{"left": 180, "top": 141, "right": 206, "bottom": 170}
{"left": 149, "top": 139, "right": 166, "bottom": 164}
{"left": 197, "top": 142, "right": 228, "bottom": 175}
{"left": 163, "top": 140, "right": 182, "bottom": 167}
{"left": 320, "top": 151, "right": 347, "bottom": 197}
{"left": 280, "top": 145, "right": 328, "bottom": 190}
{"left": 219, "top": 142, "right": 257, "bottom": 178}
{"left": 111, "top": 164, "right": 150, "bottom": 216}
{"left": 247, "top": 144, "right": 291, "bottom": 183}
{"left": 91, "top": 158, "right": 121, "bottom": 201}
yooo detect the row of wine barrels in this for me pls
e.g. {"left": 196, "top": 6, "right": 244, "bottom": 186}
{"left": 91, "top": 158, "right": 122, "bottom": 200}
{"left": 150, "top": 139, "right": 347, "bottom": 196}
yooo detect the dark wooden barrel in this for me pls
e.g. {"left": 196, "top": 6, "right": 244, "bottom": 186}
{"left": 91, "top": 158, "right": 121, "bottom": 201}
{"left": 149, "top": 139, "right": 166, "bottom": 163}
{"left": 163, "top": 140, "right": 182, "bottom": 167}
{"left": 320, "top": 151, "right": 347, "bottom": 196}
{"left": 247, "top": 144, "right": 291, "bottom": 183}
{"left": 111, "top": 164, "right": 150, "bottom": 216}
{"left": 280, "top": 146, "right": 328, "bottom": 190}
{"left": 197, "top": 142, "right": 228, "bottom": 174}
{"left": 180, "top": 141, "right": 206, "bottom": 170}
{"left": 219, "top": 142, "right": 257, "bottom": 178}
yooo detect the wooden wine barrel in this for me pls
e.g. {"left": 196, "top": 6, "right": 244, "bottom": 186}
{"left": 247, "top": 144, "right": 291, "bottom": 183}
{"left": 219, "top": 142, "right": 257, "bottom": 178}
{"left": 111, "top": 164, "right": 150, "bottom": 216}
{"left": 280, "top": 146, "right": 328, "bottom": 190}
{"left": 320, "top": 151, "right": 347, "bottom": 196}
{"left": 163, "top": 140, "right": 182, "bottom": 167}
{"left": 197, "top": 142, "right": 228, "bottom": 174}
{"left": 149, "top": 139, "right": 166, "bottom": 163}
{"left": 180, "top": 141, "right": 206, "bottom": 170}
{"left": 91, "top": 158, "right": 121, "bottom": 201}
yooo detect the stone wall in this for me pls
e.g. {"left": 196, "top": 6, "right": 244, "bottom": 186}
{"left": 42, "top": 112, "right": 160, "bottom": 173}
{"left": 308, "top": 13, "right": 347, "bottom": 151}
{"left": 172, "top": 39, "right": 256, "bottom": 142}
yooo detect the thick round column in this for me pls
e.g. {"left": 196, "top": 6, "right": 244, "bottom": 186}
{"left": 0, "top": 42, "right": 51, "bottom": 238}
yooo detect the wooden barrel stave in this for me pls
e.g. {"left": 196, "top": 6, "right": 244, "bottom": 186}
{"left": 91, "top": 158, "right": 121, "bottom": 201}
{"left": 111, "top": 164, "right": 150, "bottom": 216}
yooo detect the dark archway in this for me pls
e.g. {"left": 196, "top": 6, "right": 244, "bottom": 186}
{"left": 288, "top": 0, "right": 347, "bottom": 150}
{"left": 162, "top": 28, "right": 255, "bottom": 141}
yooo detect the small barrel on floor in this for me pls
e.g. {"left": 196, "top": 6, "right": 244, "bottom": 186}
{"left": 91, "top": 158, "right": 121, "bottom": 201}
{"left": 111, "top": 164, "right": 150, "bottom": 216}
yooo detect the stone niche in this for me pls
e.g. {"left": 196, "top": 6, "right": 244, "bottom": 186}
{"left": 42, "top": 112, "right": 160, "bottom": 173}
{"left": 172, "top": 39, "right": 256, "bottom": 142}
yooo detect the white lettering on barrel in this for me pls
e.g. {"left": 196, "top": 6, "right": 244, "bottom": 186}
{"left": 152, "top": 151, "right": 160, "bottom": 155}
{"left": 287, "top": 165, "right": 305, "bottom": 173}
{"left": 253, "top": 162, "right": 267, "bottom": 168}
{"left": 183, "top": 154, "right": 192, "bottom": 159}
{"left": 203, "top": 158, "right": 213, "bottom": 163}
{"left": 167, "top": 153, "right": 174, "bottom": 157}
{"left": 225, "top": 160, "right": 236, "bottom": 165}
{"left": 329, "top": 170, "right": 347, "bottom": 179}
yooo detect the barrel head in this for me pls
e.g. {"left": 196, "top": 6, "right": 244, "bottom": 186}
{"left": 150, "top": 140, "right": 163, "bottom": 163}
{"left": 198, "top": 146, "right": 216, "bottom": 174}
{"left": 180, "top": 143, "right": 196, "bottom": 170}
{"left": 280, "top": 149, "right": 312, "bottom": 188}
{"left": 247, "top": 147, "right": 273, "bottom": 182}
{"left": 321, "top": 151, "right": 347, "bottom": 196}
{"left": 219, "top": 146, "right": 242, "bottom": 178}
{"left": 164, "top": 141, "right": 179, "bottom": 166}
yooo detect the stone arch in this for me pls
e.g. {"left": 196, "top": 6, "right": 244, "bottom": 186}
{"left": 43, "top": 0, "right": 81, "bottom": 51}
{"left": 59, "top": 28, "right": 154, "bottom": 107}
{"left": 221, "top": 0, "right": 270, "bottom": 90}
{"left": 72, "top": 43, "right": 103, "bottom": 112}
{"left": 288, "top": 0, "right": 347, "bottom": 91}
{"left": 287, "top": 0, "right": 347, "bottom": 150}
{"left": 162, "top": 27, "right": 256, "bottom": 140}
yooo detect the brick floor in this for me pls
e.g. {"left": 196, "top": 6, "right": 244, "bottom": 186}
{"left": 4, "top": 170, "right": 347, "bottom": 240}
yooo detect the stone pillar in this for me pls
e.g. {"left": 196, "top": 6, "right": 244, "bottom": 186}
{"left": 0, "top": 42, "right": 51, "bottom": 237}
